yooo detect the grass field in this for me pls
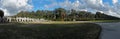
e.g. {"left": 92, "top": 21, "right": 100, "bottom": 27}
{"left": 91, "top": 20, "right": 120, "bottom": 23}
{"left": 0, "top": 23, "right": 101, "bottom": 39}
{"left": 19, "top": 20, "right": 120, "bottom": 24}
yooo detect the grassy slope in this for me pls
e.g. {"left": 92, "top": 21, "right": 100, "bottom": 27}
{"left": 0, "top": 23, "right": 101, "bottom": 39}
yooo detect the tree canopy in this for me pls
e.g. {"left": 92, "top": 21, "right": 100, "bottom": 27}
{"left": 15, "top": 8, "right": 120, "bottom": 21}
{"left": 0, "top": 10, "right": 4, "bottom": 18}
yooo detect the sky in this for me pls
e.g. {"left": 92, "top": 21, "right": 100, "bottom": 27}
{"left": 0, "top": 0, "right": 120, "bottom": 18}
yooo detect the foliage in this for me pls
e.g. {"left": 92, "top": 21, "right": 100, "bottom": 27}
{"left": 54, "top": 8, "right": 66, "bottom": 21}
{"left": 15, "top": 8, "right": 120, "bottom": 21}
{"left": 0, "top": 10, "right": 4, "bottom": 18}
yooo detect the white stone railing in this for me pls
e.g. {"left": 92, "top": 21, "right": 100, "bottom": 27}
{"left": 6, "top": 17, "right": 48, "bottom": 23}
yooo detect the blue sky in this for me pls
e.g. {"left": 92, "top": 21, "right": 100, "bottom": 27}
{"left": 32, "top": 0, "right": 117, "bottom": 11}
{"left": 0, "top": 0, "right": 120, "bottom": 17}
{"left": 32, "top": 0, "right": 85, "bottom": 11}
{"left": 103, "top": 0, "right": 113, "bottom": 5}
{"left": 31, "top": 0, "right": 120, "bottom": 17}
{"left": 32, "top": 0, "right": 65, "bottom": 11}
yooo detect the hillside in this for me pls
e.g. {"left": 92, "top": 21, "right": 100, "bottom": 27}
{"left": 14, "top": 8, "right": 120, "bottom": 21}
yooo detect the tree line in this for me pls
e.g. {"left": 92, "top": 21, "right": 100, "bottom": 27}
{"left": 14, "top": 8, "right": 120, "bottom": 21}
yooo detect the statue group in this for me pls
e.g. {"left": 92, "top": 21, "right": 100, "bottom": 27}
{"left": 0, "top": 10, "right": 5, "bottom": 22}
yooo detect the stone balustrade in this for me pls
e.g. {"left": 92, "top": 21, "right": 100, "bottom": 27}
{"left": 6, "top": 17, "right": 48, "bottom": 23}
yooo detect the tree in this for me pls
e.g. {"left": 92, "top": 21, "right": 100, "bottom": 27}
{"left": 14, "top": 8, "right": 120, "bottom": 21}
{"left": 54, "top": 8, "right": 66, "bottom": 21}
{"left": 0, "top": 10, "right": 4, "bottom": 18}
{"left": 95, "top": 12, "right": 102, "bottom": 19}
{"left": 95, "top": 12, "right": 120, "bottom": 20}
{"left": 71, "top": 9, "right": 77, "bottom": 21}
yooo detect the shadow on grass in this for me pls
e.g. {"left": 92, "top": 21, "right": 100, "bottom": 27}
{"left": 0, "top": 23, "right": 101, "bottom": 39}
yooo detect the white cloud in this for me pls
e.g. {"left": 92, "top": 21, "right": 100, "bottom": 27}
{"left": 112, "top": 0, "right": 118, "bottom": 4}
{"left": 0, "top": 8, "right": 10, "bottom": 16}
{"left": 44, "top": 2, "right": 58, "bottom": 9}
{"left": 44, "top": 0, "right": 120, "bottom": 18}
{"left": 0, "top": 0, "right": 33, "bottom": 16}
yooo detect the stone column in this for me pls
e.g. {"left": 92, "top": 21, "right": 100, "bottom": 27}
{"left": 9, "top": 18, "right": 11, "bottom": 22}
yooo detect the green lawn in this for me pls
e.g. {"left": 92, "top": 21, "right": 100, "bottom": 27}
{"left": 19, "top": 20, "right": 120, "bottom": 24}
{"left": 0, "top": 23, "right": 101, "bottom": 39}
{"left": 90, "top": 20, "right": 120, "bottom": 23}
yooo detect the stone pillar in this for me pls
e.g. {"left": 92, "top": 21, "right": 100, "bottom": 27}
{"left": 9, "top": 18, "right": 11, "bottom": 22}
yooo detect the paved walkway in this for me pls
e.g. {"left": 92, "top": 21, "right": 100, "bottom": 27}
{"left": 96, "top": 22, "right": 120, "bottom": 39}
